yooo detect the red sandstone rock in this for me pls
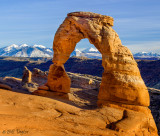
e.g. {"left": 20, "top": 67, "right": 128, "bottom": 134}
{"left": 47, "top": 11, "right": 149, "bottom": 107}
{"left": 30, "top": 12, "right": 158, "bottom": 135}
{"left": 0, "top": 83, "right": 12, "bottom": 90}
{"left": 22, "top": 66, "right": 32, "bottom": 85}
{"left": 38, "top": 85, "right": 49, "bottom": 90}
{"left": 47, "top": 64, "right": 71, "bottom": 93}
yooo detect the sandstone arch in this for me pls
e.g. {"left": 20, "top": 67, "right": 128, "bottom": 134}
{"left": 46, "top": 12, "right": 149, "bottom": 107}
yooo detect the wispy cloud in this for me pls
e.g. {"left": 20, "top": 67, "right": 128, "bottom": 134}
{"left": 126, "top": 41, "right": 160, "bottom": 53}
{"left": 0, "top": 0, "right": 160, "bottom": 50}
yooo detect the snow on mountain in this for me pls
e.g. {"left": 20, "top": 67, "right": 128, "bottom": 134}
{"left": 75, "top": 49, "right": 81, "bottom": 52}
{"left": 70, "top": 48, "right": 82, "bottom": 57}
{"left": 2, "top": 44, "right": 159, "bottom": 60}
{"left": 33, "top": 44, "right": 46, "bottom": 48}
{"left": 20, "top": 44, "right": 29, "bottom": 48}
{"left": 82, "top": 47, "right": 99, "bottom": 53}
{"left": 133, "top": 52, "right": 160, "bottom": 58}
{"left": 71, "top": 48, "right": 160, "bottom": 59}
{"left": 0, "top": 44, "right": 53, "bottom": 57}
{"left": 80, "top": 47, "right": 101, "bottom": 58}
{"left": 70, "top": 47, "right": 101, "bottom": 58}
{"left": 46, "top": 49, "right": 52, "bottom": 53}
{"left": 3, "top": 44, "right": 19, "bottom": 52}
{"left": 141, "top": 52, "right": 148, "bottom": 54}
{"left": 0, "top": 45, "right": 102, "bottom": 58}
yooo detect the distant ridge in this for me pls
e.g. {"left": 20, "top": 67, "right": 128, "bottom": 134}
{"left": 0, "top": 44, "right": 160, "bottom": 59}
{"left": 133, "top": 52, "right": 160, "bottom": 60}
{"left": 70, "top": 47, "right": 102, "bottom": 59}
{"left": 0, "top": 44, "right": 53, "bottom": 57}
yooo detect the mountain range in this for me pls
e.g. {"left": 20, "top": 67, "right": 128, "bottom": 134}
{"left": 70, "top": 47, "right": 102, "bottom": 59}
{"left": 70, "top": 48, "right": 160, "bottom": 59}
{"left": 0, "top": 44, "right": 53, "bottom": 57}
{"left": 0, "top": 44, "right": 159, "bottom": 59}
{"left": 133, "top": 52, "right": 160, "bottom": 60}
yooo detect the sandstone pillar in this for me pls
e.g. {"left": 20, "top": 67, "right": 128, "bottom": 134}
{"left": 47, "top": 64, "right": 70, "bottom": 93}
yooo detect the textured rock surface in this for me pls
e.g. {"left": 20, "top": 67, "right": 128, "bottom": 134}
{"left": 29, "top": 11, "right": 157, "bottom": 135}
{"left": 31, "top": 68, "right": 48, "bottom": 86}
{"left": 0, "top": 71, "right": 158, "bottom": 135}
{"left": 41, "top": 11, "right": 158, "bottom": 135}
{"left": 46, "top": 11, "right": 149, "bottom": 107}
{"left": 2, "top": 77, "right": 21, "bottom": 91}
{"left": 21, "top": 67, "right": 48, "bottom": 93}
{"left": 148, "top": 88, "right": 160, "bottom": 135}
{"left": 47, "top": 64, "right": 71, "bottom": 93}
{"left": 67, "top": 72, "right": 101, "bottom": 89}
{"left": 0, "top": 83, "right": 12, "bottom": 90}
{"left": 21, "top": 67, "right": 101, "bottom": 93}
{"left": 0, "top": 88, "right": 157, "bottom": 136}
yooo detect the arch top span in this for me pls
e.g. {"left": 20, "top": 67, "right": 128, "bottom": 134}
{"left": 67, "top": 11, "right": 114, "bottom": 26}
{"left": 53, "top": 11, "right": 117, "bottom": 64}
{"left": 47, "top": 11, "right": 150, "bottom": 107}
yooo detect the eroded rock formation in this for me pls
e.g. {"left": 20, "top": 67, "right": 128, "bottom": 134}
{"left": 45, "top": 11, "right": 149, "bottom": 107}
{"left": 0, "top": 88, "right": 158, "bottom": 136}
{"left": 33, "top": 12, "right": 158, "bottom": 135}
{"left": 22, "top": 66, "right": 32, "bottom": 85}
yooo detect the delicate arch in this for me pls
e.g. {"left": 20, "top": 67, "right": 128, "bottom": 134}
{"left": 46, "top": 12, "right": 149, "bottom": 107}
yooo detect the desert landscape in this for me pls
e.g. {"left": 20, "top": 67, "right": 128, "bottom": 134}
{"left": 0, "top": 11, "right": 159, "bottom": 136}
{"left": 0, "top": 59, "right": 160, "bottom": 136}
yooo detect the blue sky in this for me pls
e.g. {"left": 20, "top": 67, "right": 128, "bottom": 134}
{"left": 0, "top": 0, "right": 160, "bottom": 53}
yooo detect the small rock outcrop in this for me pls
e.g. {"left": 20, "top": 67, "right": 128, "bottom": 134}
{"left": 21, "top": 67, "right": 48, "bottom": 92}
{"left": 67, "top": 72, "right": 101, "bottom": 89}
{"left": 31, "top": 68, "right": 48, "bottom": 85}
{"left": 22, "top": 66, "right": 32, "bottom": 85}
{"left": 22, "top": 67, "right": 100, "bottom": 91}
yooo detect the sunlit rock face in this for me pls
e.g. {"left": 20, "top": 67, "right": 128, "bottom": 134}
{"left": 46, "top": 11, "right": 149, "bottom": 107}
{"left": 38, "top": 12, "right": 158, "bottom": 135}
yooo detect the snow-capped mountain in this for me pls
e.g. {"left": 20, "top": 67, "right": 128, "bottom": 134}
{"left": 3, "top": 44, "right": 19, "bottom": 52}
{"left": 0, "top": 45, "right": 101, "bottom": 58}
{"left": 133, "top": 52, "right": 160, "bottom": 58}
{"left": 70, "top": 48, "right": 160, "bottom": 60}
{"left": 70, "top": 47, "right": 101, "bottom": 58}
{"left": 0, "top": 44, "right": 53, "bottom": 57}
{"left": 20, "top": 44, "right": 29, "bottom": 48}
{"left": 81, "top": 47, "right": 101, "bottom": 59}
{"left": 1, "top": 44, "right": 159, "bottom": 60}
{"left": 33, "top": 44, "right": 46, "bottom": 49}
{"left": 82, "top": 47, "right": 99, "bottom": 53}
{"left": 133, "top": 52, "right": 160, "bottom": 60}
{"left": 70, "top": 49, "right": 82, "bottom": 57}
{"left": 70, "top": 47, "right": 101, "bottom": 59}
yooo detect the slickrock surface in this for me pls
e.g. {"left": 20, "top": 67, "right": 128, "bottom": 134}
{"left": 0, "top": 71, "right": 159, "bottom": 135}
{"left": 0, "top": 11, "right": 158, "bottom": 135}
{"left": 46, "top": 11, "right": 149, "bottom": 107}
{"left": 0, "top": 88, "right": 158, "bottom": 136}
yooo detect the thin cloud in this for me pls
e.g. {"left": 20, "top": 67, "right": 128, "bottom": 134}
{"left": 126, "top": 41, "right": 160, "bottom": 53}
